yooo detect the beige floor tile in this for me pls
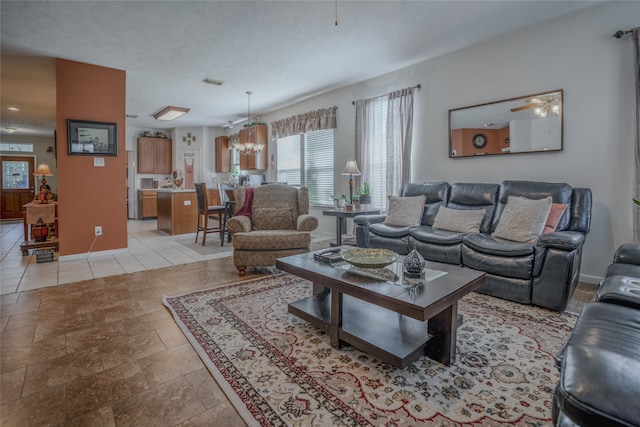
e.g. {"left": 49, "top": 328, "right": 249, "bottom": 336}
{"left": 99, "top": 330, "right": 166, "bottom": 370}
{"left": 65, "top": 406, "right": 116, "bottom": 427}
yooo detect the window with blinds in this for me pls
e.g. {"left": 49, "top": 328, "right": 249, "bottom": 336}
{"left": 276, "top": 129, "right": 334, "bottom": 206}
{"left": 370, "top": 98, "right": 388, "bottom": 209}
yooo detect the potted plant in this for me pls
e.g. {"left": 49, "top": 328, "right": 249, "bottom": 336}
{"left": 358, "top": 180, "right": 372, "bottom": 205}
{"left": 334, "top": 194, "right": 347, "bottom": 208}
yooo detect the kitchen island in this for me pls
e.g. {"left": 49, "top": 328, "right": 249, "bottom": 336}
{"left": 156, "top": 189, "right": 198, "bottom": 235}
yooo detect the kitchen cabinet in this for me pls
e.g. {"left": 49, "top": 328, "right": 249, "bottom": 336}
{"left": 215, "top": 136, "right": 231, "bottom": 173}
{"left": 138, "top": 137, "right": 172, "bottom": 174}
{"left": 238, "top": 125, "right": 267, "bottom": 170}
{"left": 138, "top": 190, "right": 158, "bottom": 219}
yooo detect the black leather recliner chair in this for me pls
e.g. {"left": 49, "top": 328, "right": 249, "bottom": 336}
{"left": 553, "top": 243, "right": 640, "bottom": 427}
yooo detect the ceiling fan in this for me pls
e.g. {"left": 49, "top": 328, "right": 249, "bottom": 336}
{"left": 222, "top": 120, "right": 235, "bottom": 129}
{"left": 510, "top": 94, "right": 560, "bottom": 117}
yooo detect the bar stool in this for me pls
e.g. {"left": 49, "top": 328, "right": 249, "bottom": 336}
{"left": 218, "top": 183, "right": 235, "bottom": 246}
{"left": 194, "top": 183, "right": 225, "bottom": 245}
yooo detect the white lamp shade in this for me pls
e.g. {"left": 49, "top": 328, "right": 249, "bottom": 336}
{"left": 342, "top": 160, "right": 361, "bottom": 176}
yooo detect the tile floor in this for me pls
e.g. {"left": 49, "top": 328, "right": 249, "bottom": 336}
{"left": 0, "top": 220, "right": 597, "bottom": 425}
{"left": 2, "top": 219, "right": 335, "bottom": 295}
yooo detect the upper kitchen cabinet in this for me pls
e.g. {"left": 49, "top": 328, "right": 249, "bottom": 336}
{"left": 138, "top": 137, "right": 172, "bottom": 174}
{"left": 238, "top": 124, "right": 267, "bottom": 170}
{"left": 215, "top": 136, "right": 232, "bottom": 173}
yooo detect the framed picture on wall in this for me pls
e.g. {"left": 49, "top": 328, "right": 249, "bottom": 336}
{"left": 67, "top": 119, "right": 117, "bottom": 156}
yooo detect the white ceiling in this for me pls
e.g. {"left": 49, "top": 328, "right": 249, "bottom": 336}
{"left": 0, "top": 0, "right": 601, "bottom": 137}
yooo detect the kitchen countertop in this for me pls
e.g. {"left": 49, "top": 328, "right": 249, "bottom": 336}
{"left": 156, "top": 189, "right": 195, "bottom": 193}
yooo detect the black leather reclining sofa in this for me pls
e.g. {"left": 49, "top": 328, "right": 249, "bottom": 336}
{"left": 354, "top": 180, "right": 592, "bottom": 311}
{"left": 553, "top": 243, "right": 640, "bottom": 426}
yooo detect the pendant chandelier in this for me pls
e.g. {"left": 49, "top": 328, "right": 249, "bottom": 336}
{"left": 229, "top": 91, "right": 265, "bottom": 156}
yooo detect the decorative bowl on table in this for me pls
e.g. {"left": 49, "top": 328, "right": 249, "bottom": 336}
{"left": 342, "top": 248, "right": 399, "bottom": 269}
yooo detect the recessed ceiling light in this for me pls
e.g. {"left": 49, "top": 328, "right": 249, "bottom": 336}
{"left": 8, "top": 107, "right": 19, "bottom": 111}
{"left": 203, "top": 78, "right": 224, "bottom": 86}
{"left": 153, "top": 106, "right": 190, "bottom": 121}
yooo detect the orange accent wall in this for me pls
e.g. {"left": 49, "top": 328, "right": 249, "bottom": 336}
{"left": 451, "top": 128, "right": 510, "bottom": 157}
{"left": 56, "top": 59, "right": 127, "bottom": 256}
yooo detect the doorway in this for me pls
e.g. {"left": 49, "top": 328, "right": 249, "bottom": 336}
{"left": 1, "top": 155, "right": 35, "bottom": 219}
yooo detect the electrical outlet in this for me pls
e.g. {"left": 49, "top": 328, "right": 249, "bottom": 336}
{"left": 95, "top": 226, "right": 103, "bottom": 236}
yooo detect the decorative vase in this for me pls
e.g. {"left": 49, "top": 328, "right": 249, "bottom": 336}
{"left": 403, "top": 248, "right": 425, "bottom": 279}
{"left": 337, "top": 199, "right": 346, "bottom": 208}
{"left": 174, "top": 178, "right": 183, "bottom": 188}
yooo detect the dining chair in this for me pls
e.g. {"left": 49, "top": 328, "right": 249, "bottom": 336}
{"left": 194, "top": 183, "right": 226, "bottom": 245}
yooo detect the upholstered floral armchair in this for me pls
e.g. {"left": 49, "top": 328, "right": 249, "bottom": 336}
{"left": 225, "top": 184, "right": 318, "bottom": 275}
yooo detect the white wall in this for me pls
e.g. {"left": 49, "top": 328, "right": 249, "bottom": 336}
{"left": 256, "top": 1, "right": 638, "bottom": 280}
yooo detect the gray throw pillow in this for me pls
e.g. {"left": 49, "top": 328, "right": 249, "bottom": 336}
{"left": 433, "top": 206, "right": 486, "bottom": 233}
{"left": 492, "top": 195, "right": 553, "bottom": 243}
{"left": 383, "top": 195, "right": 426, "bottom": 227}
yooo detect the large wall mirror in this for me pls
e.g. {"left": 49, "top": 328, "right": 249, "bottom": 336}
{"left": 449, "top": 89, "right": 563, "bottom": 158}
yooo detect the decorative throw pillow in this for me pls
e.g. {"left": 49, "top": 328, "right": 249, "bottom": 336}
{"left": 383, "top": 195, "right": 426, "bottom": 227}
{"left": 543, "top": 203, "right": 568, "bottom": 234}
{"left": 492, "top": 195, "right": 553, "bottom": 243}
{"left": 432, "top": 206, "right": 486, "bottom": 233}
{"left": 253, "top": 208, "right": 293, "bottom": 230}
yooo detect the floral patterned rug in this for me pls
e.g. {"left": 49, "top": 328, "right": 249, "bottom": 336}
{"left": 163, "top": 273, "right": 576, "bottom": 427}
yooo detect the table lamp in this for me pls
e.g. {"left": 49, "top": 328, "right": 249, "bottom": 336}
{"left": 341, "top": 160, "right": 361, "bottom": 204}
{"left": 33, "top": 163, "right": 53, "bottom": 189}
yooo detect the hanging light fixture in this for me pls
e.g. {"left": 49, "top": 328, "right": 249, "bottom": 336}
{"left": 229, "top": 91, "right": 264, "bottom": 156}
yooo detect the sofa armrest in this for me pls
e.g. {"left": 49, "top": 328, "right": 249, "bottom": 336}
{"left": 297, "top": 214, "right": 318, "bottom": 231}
{"left": 536, "top": 231, "right": 585, "bottom": 251}
{"left": 613, "top": 243, "right": 640, "bottom": 265}
{"left": 226, "top": 215, "right": 251, "bottom": 233}
{"left": 353, "top": 214, "right": 387, "bottom": 226}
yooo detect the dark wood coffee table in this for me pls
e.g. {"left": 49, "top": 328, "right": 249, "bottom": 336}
{"left": 276, "top": 249, "right": 485, "bottom": 369}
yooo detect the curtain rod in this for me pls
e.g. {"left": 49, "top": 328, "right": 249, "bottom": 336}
{"left": 352, "top": 84, "right": 421, "bottom": 105}
{"left": 613, "top": 27, "right": 638, "bottom": 39}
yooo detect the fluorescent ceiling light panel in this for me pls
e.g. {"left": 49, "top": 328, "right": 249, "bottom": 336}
{"left": 153, "top": 106, "right": 190, "bottom": 121}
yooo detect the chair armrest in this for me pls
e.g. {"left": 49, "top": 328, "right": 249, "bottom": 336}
{"left": 536, "top": 231, "right": 585, "bottom": 251}
{"left": 297, "top": 214, "right": 318, "bottom": 231}
{"left": 226, "top": 216, "right": 251, "bottom": 233}
{"left": 353, "top": 214, "right": 387, "bottom": 226}
{"left": 613, "top": 243, "right": 640, "bottom": 265}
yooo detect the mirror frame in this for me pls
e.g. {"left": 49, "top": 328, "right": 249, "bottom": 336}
{"left": 448, "top": 89, "right": 563, "bottom": 159}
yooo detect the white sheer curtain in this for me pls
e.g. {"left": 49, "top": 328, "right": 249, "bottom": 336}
{"left": 634, "top": 29, "right": 640, "bottom": 240}
{"left": 387, "top": 87, "right": 415, "bottom": 188}
{"left": 355, "top": 86, "right": 416, "bottom": 210}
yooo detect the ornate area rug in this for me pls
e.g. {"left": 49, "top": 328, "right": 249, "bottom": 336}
{"left": 163, "top": 273, "right": 576, "bottom": 426}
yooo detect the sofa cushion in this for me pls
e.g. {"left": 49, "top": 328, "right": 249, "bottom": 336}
{"left": 400, "top": 182, "right": 450, "bottom": 226}
{"left": 369, "top": 223, "right": 413, "bottom": 238}
{"left": 383, "top": 195, "right": 426, "bottom": 227}
{"left": 447, "top": 183, "right": 499, "bottom": 233}
{"left": 433, "top": 206, "right": 486, "bottom": 233}
{"left": 462, "top": 234, "right": 535, "bottom": 280}
{"left": 463, "top": 233, "right": 535, "bottom": 257}
{"left": 410, "top": 226, "right": 467, "bottom": 245}
{"left": 492, "top": 196, "right": 552, "bottom": 243}
{"left": 253, "top": 207, "right": 293, "bottom": 230}
{"left": 543, "top": 203, "right": 568, "bottom": 234}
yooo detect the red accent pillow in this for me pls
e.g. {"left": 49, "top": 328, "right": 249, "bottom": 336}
{"left": 543, "top": 203, "right": 568, "bottom": 234}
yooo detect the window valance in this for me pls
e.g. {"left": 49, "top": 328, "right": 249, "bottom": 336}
{"left": 270, "top": 106, "right": 337, "bottom": 139}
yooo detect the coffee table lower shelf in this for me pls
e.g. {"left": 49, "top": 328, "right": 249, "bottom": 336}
{"left": 289, "top": 292, "right": 449, "bottom": 369}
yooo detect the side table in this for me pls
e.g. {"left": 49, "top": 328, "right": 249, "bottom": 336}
{"left": 322, "top": 207, "right": 380, "bottom": 246}
{"left": 20, "top": 202, "right": 59, "bottom": 255}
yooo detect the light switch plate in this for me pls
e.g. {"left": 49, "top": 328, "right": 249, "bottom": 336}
{"left": 184, "top": 200, "right": 191, "bottom": 206}
{"left": 93, "top": 157, "right": 105, "bottom": 167}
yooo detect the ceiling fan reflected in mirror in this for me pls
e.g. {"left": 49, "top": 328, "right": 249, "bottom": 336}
{"left": 510, "top": 93, "right": 561, "bottom": 117}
